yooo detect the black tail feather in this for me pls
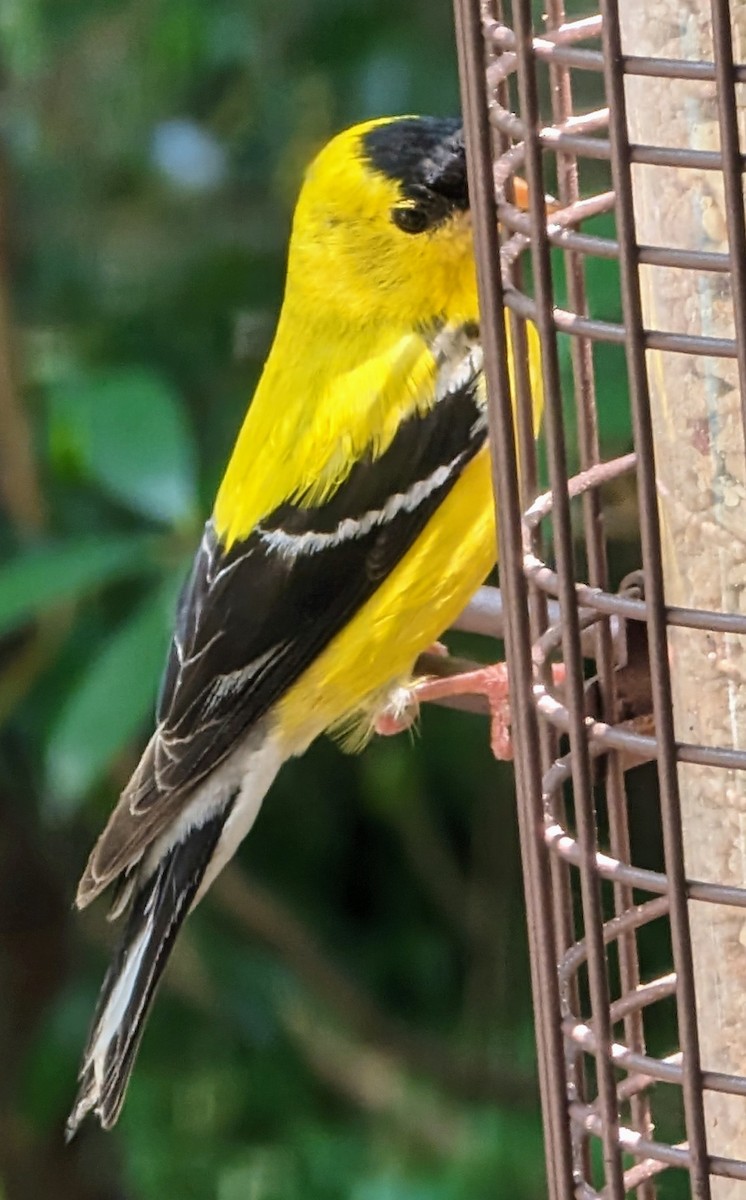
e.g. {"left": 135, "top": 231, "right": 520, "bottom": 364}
{"left": 67, "top": 799, "right": 234, "bottom": 1137}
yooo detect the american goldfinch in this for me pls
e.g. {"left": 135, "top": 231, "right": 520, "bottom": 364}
{"left": 67, "top": 114, "right": 542, "bottom": 1135}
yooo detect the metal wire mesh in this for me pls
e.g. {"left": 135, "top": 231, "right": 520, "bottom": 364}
{"left": 453, "top": 1, "right": 746, "bottom": 1195}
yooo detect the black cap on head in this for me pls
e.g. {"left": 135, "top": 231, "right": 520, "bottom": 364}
{"left": 362, "top": 117, "right": 468, "bottom": 233}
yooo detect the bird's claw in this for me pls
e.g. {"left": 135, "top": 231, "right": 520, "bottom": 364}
{"left": 374, "top": 660, "right": 514, "bottom": 760}
{"left": 374, "top": 659, "right": 566, "bottom": 762}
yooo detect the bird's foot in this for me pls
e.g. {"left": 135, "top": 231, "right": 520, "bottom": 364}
{"left": 374, "top": 659, "right": 513, "bottom": 760}
{"left": 372, "top": 643, "right": 448, "bottom": 738}
{"left": 374, "top": 658, "right": 566, "bottom": 762}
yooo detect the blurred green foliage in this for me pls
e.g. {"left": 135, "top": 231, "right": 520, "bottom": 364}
{"left": 0, "top": 2, "right": 647, "bottom": 1199}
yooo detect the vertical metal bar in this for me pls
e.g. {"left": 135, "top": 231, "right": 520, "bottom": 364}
{"left": 710, "top": 0, "right": 746, "bottom": 442}
{"left": 509, "top": 1, "right": 625, "bottom": 1194}
{"left": 540, "top": 6, "right": 599, "bottom": 1187}
{"left": 453, "top": 1, "right": 575, "bottom": 1195}
{"left": 489, "top": 10, "right": 574, "bottom": 1025}
{"left": 599, "top": 2, "right": 713, "bottom": 1194}
{"left": 490, "top": 6, "right": 563, "bottom": 890}
{"left": 543, "top": 3, "right": 655, "bottom": 1188}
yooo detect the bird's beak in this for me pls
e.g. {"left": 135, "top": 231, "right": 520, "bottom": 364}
{"left": 512, "top": 176, "right": 561, "bottom": 214}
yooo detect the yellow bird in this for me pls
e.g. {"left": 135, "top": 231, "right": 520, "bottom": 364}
{"left": 67, "top": 115, "right": 542, "bottom": 1135}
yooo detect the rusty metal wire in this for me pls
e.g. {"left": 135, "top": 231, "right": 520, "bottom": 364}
{"left": 453, "top": 0, "right": 746, "bottom": 1195}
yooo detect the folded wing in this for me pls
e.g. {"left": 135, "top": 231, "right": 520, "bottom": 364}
{"left": 78, "top": 329, "right": 485, "bottom": 902}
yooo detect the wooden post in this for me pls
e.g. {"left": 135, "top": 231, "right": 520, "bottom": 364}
{"left": 620, "top": 3, "right": 746, "bottom": 1188}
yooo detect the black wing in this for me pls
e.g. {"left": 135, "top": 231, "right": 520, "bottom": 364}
{"left": 139, "top": 340, "right": 486, "bottom": 808}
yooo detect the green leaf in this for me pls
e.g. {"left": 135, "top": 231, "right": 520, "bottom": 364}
{"left": 48, "top": 367, "right": 198, "bottom": 525}
{"left": 45, "top": 573, "right": 183, "bottom": 812}
{"left": 0, "top": 535, "right": 158, "bottom": 637}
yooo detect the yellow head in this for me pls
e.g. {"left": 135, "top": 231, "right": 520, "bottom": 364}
{"left": 283, "top": 116, "right": 477, "bottom": 330}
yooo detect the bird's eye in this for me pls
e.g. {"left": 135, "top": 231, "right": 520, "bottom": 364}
{"left": 391, "top": 205, "right": 430, "bottom": 235}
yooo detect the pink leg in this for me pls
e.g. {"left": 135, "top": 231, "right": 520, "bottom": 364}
{"left": 374, "top": 661, "right": 565, "bottom": 762}
{"left": 374, "top": 663, "right": 511, "bottom": 758}
{"left": 408, "top": 663, "right": 513, "bottom": 759}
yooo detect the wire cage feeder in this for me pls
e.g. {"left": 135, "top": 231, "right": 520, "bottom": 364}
{"left": 451, "top": 0, "right": 746, "bottom": 1196}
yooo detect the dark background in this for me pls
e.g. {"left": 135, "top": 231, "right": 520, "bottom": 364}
{"left": 0, "top": 2, "right": 637, "bottom": 1197}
